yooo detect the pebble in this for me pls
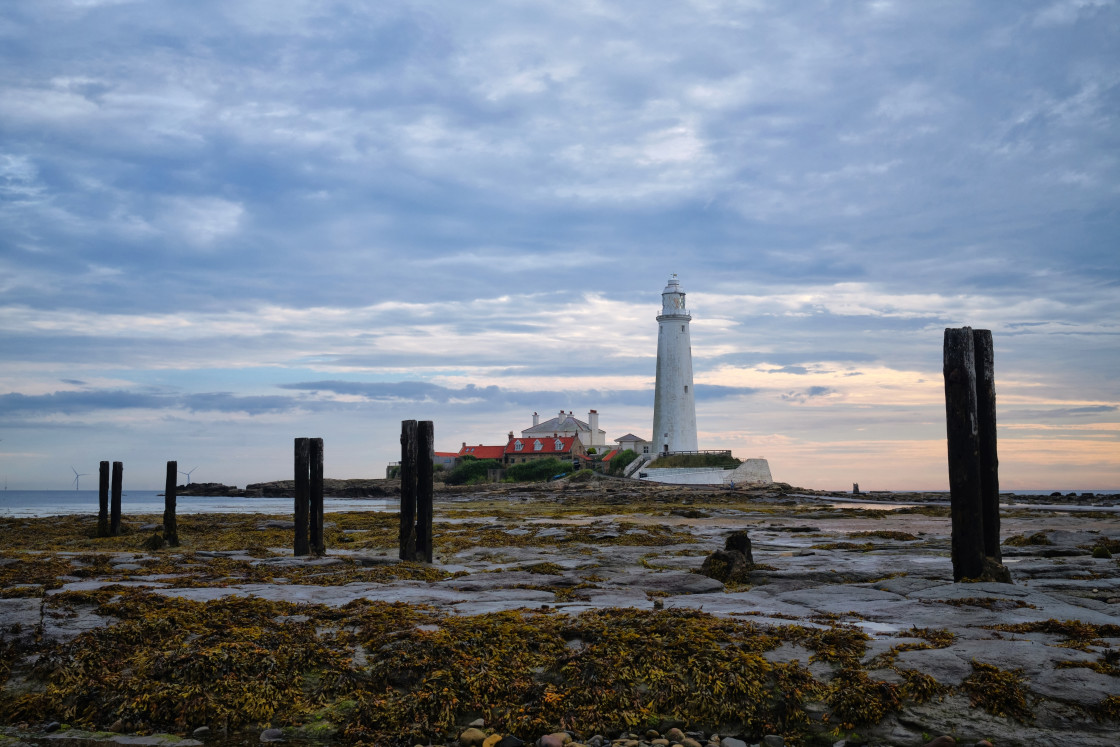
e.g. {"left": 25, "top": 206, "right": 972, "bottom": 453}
{"left": 461, "top": 727, "right": 488, "bottom": 747}
{"left": 363, "top": 727, "right": 999, "bottom": 747}
{"left": 44, "top": 722, "right": 61, "bottom": 733}
{"left": 259, "top": 728, "right": 285, "bottom": 742}
{"left": 193, "top": 726, "right": 211, "bottom": 738}
{"left": 921, "top": 738, "right": 954, "bottom": 747}
{"left": 539, "top": 733, "right": 571, "bottom": 747}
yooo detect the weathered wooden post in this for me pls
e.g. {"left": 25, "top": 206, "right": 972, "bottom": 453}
{"left": 294, "top": 438, "right": 311, "bottom": 556}
{"left": 97, "top": 461, "right": 110, "bottom": 538}
{"left": 416, "top": 421, "right": 434, "bottom": 563}
{"left": 164, "top": 461, "right": 179, "bottom": 547}
{"left": 399, "top": 420, "right": 418, "bottom": 561}
{"left": 943, "top": 327, "right": 985, "bottom": 581}
{"left": 309, "top": 438, "right": 325, "bottom": 555}
{"left": 110, "top": 461, "right": 123, "bottom": 536}
{"left": 973, "top": 329, "right": 1001, "bottom": 562}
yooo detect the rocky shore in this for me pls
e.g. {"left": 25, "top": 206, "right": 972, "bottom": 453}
{"left": 176, "top": 478, "right": 401, "bottom": 498}
{"left": 1, "top": 478, "right": 1117, "bottom": 746}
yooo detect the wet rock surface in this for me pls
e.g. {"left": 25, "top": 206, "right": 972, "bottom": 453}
{"left": 1, "top": 480, "right": 1117, "bottom": 745}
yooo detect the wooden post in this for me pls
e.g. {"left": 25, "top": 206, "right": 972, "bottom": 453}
{"left": 399, "top": 420, "right": 418, "bottom": 561}
{"left": 97, "top": 461, "right": 110, "bottom": 538}
{"left": 309, "top": 438, "right": 325, "bottom": 555}
{"left": 294, "top": 438, "right": 310, "bottom": 556}
{"left": 973, "top": 329, "right": 1001, "bottom": 562}
{"left": 164, "top": 461, "right": 179, "bottom": 547}
{"left": 110, "top": 461, "right": 123, "bottom": 536}
{"left": 943, "top": 327, "right": 985, "bottom": 581}
{"left": 416, "top": 421, "right": 434, "bottom": 563}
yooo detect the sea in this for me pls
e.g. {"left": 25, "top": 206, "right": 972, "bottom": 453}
{"left": 0, "top": 490, "right": 396, "bottom": 518}
{"left": 0, "top": 488, "right": 1116, "bottom": 519}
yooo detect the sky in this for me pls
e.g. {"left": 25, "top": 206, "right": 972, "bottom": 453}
{"left": 1, "top": 0, "right": 1118, "bottom": 491}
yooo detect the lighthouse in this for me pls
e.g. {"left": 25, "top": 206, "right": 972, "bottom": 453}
{"left": 652, "top": 274, "right": 698, "bottom": 454}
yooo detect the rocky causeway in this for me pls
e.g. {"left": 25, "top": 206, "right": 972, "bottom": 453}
{"left": 1, "top": 478, "right": 1118, "bottom": 746}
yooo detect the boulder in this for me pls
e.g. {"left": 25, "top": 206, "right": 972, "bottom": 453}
{"left": 724, "top": 530, "right": 753, "bottom": 564}
{"left": 460, "top": 727, "right": 487, "bottom": 747}
{"left": 979, "top": 556, "right": 1013, "bottom": 583}
{"left": 699, "top": 549, "right": 750, "bottom": 584}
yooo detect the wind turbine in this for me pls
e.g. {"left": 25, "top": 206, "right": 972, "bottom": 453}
{"left": 178, "top": 466, "right": 198, "bottom": 485}
{"left": 71, "top": 466, "right": 90, "bottom": 490}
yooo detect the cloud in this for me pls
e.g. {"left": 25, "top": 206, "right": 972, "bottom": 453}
{"left": 1033, "top": 0, "right": 1115, "bottom": 26}
{"left": 0, "top": 389, "right": 297, "bottom": 417}
{"left": 780, "top": 386, "right": 838, "bottom": 404}
{"left": 1010, "top": 404, "right": 1120, "bottom": 419}
{"left": 158, "top": 196, "right": 245, "bottom": 247}
{"left": 0, "top": 1, "right": 1117, "bottom": 488}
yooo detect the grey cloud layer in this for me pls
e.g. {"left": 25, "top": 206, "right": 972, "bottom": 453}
{"left": 1, "top": 0, "right": 1116, "bottom": 488}
{"left": 2, "top": 1, "right": 1116, "bottom": 313}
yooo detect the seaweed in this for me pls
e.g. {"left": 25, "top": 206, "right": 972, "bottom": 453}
{"left": 823, "top": 667, "right": 901, "bottom": 729}
{"left": 986, "top": 619, "right": 1120, "bottom": 650}
{"left": 960, "top": 661, "right": 1034, "bottom": 722}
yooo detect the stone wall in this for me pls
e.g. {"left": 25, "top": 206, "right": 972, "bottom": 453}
{"left": 639, "top": 458, "right": 773, "bottom": 486}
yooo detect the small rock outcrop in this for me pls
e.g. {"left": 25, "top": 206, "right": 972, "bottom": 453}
{"left": 699, "top": 530, "right": 754, "bottom": 584}
{"left": 979, "top": 556, "right": 1012, "bottom": 583}
{"left": 140, "top": 533, "right": 167, "bottom": 551}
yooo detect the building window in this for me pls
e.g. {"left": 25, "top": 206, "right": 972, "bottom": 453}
{"left": 514, "top": 440, "right": 523, "bottom": 451}
{"left": 642, "top": 445, "right": 649, "bottom": 453}
{"left": 684, "top": 385, "right": 688, "bottom": 393}
{"left": 555, "top": 439, "right": 564, "bottom": 451}
{"left": 533, "top": 439, "right": 543, "bottom": 451}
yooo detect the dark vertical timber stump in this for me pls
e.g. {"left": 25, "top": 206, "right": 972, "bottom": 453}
{"left": 416, "top": 421, "right": 434, "bottom": 563}
{"left": 399, "top": 420, "right": 418, "bottom": 561}
{"left": 164, "top": 461, "right": 179, "bottom": 547}
{"left": 97, "top": 461, "right": 110, "bottom": 538}
{"left": 944, "top": 327, "right": 985, "bottom": 581}
{"left": 110, "top": 461, "right": 123, "bottom": 536}
{"left": 294, "top": 438, "right": 311, "bottom": 556}
{"left": 973, "top": 329, "right": 1001, "bottom": 561}
{"left": 309, "top": 438, "right": 325, "bottom": 555}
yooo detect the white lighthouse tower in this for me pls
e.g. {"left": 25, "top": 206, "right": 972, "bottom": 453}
{"left": 652, "top": 274, "right": 698, "bottom": 455}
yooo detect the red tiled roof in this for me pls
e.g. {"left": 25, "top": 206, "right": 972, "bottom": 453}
{"left": 505, "top": 435, "right": 579, "bottom": 456}
{"left": 457, "top": 445, "right": 506, "bottom": 460}
{"left": 601, "top": 449, "right": 619, "bottom": 462}
{"left": 434, "top": 452, "right": 459, "bottom": 458}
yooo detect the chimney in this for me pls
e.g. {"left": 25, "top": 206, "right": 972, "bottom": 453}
{"left": 588, "top": 410, "right": 600, "bottom": 446}
{"left": 533, "top": 411, "right": 539, "bottom": 426}
{"left": 508, "top": 431, "right": 514, "bottom": 441}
